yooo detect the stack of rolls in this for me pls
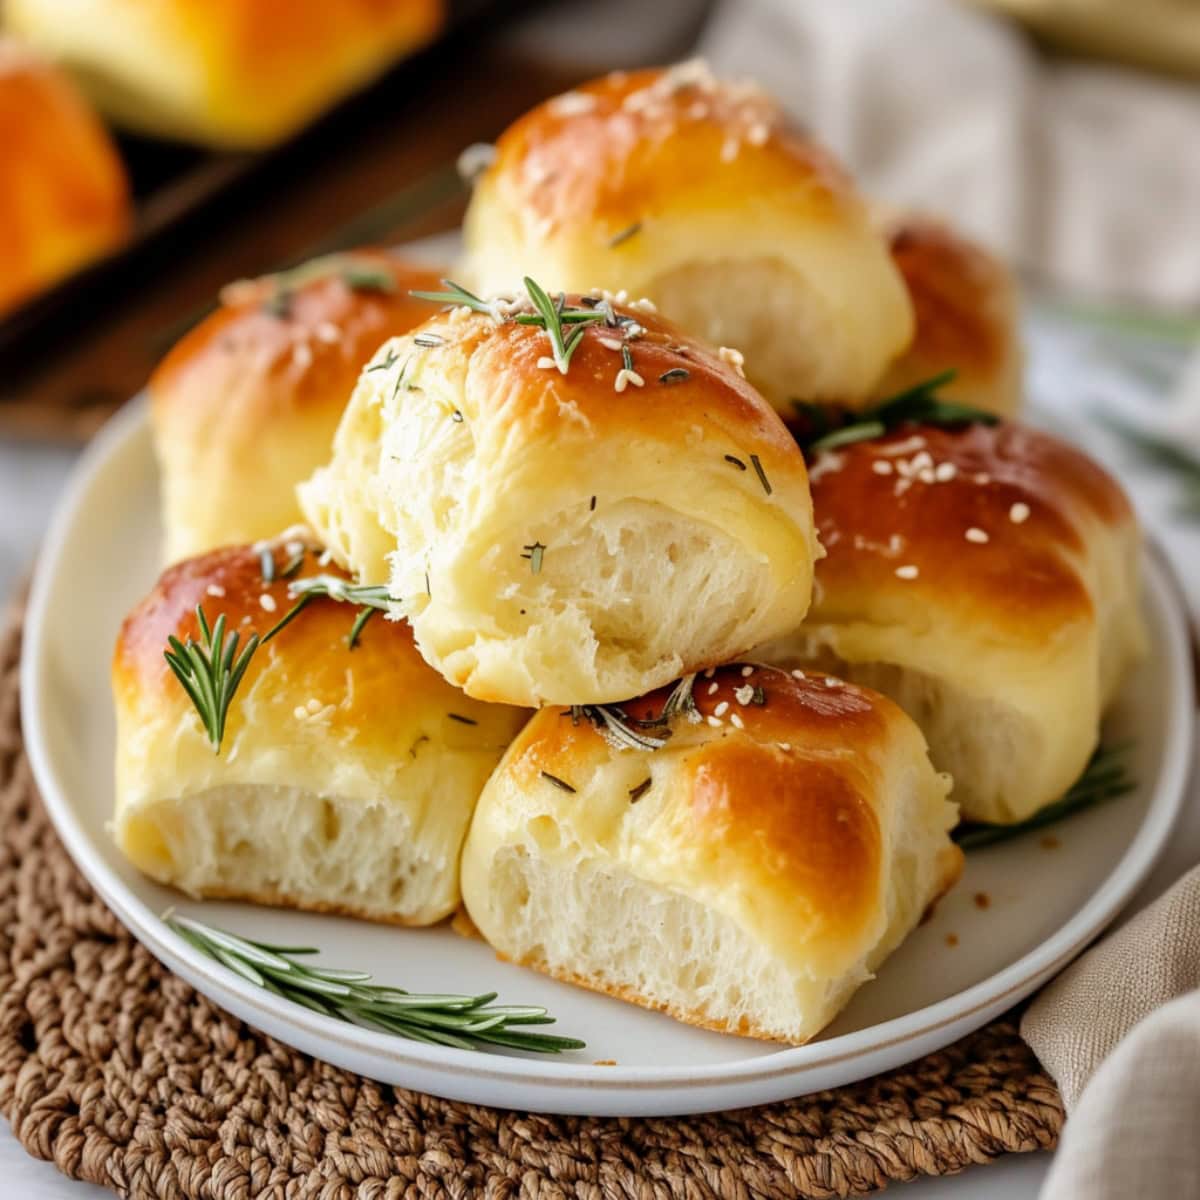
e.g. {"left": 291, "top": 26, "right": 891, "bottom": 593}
{"left": 111, "top": 60, "right": 1143, "bottom": 1049}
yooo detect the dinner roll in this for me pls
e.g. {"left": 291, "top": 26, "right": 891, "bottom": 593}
{"left": 6, "top": 0, "right": 442, "bottom": 148}
{"left": 460, "top": 664, "right": 961, "bottom": 1044}
{"left": 460, "top": 61, "right": 914, "bottom": 414}
{"left": 299, "top": 288, "right": 820, "bottom": 707}
{"left": 112, "top": 537, "right": 528, "bottom": 925}
{"left": 150, "top": 251, "right": 443, "bottom": 563}
{"left": 0, "top": 39, "right": 129, "bottom": 316}
{"left": 872, "top": 210, "right": 1023, "bottom": 418}
{"left": 756, "top": 422, "right": 1144, "bottom": 825}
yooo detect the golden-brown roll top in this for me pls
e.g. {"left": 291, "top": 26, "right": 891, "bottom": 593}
{"left": 873, "top": 211, "right": 1023, "bottom": 417}
{"left": 0, "top": 38, "right": 130, "bottom": 315}
{"left": 807, "top": 422, "right": 1134, "bottom": 645}
{"left": 150, "top": 251, "right": 444, "bottom": 562}
{"left": 462, "top": 62, "right": 915, "bottom": 415}
{"left": 7, "top": 0, "right": 444, "bottom": 147}
{"left": 461, "top": 664, "right": 960, "bottom": 1043}
{"left": 759, "top": 421, "right": 1144, "bottom": 823}
{"left": 112, "top": 537, "right": 528, "bottom": 924}
{"left": 300, "top": 288, "right": 821, "bottom": 707}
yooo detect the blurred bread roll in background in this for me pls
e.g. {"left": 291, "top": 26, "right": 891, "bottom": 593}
{"left": 151, "top": 251, "right": 443, "bottom": 563}
{"left": 461, "top": 61, "right": 914, "bottom": 415}
{"left": 300, "top": 289, "right": 820, "bottom": 707}
{"left": 872, "top": 209, "right": 1023, "bottom": 418}
{"left": 0, "top": 39, "right": 129, "bottom": 316}
{"left": 461, "top": 664, "right": 960, "bottom": 1044}
{"left": 6, "top": 0, "right": 444, "bottom": 148}
{"left": 112, "top": 537, "right": 528, "bottom": 925}
{"left": 757, "top": 422, "right": 1143, "bottom": 824}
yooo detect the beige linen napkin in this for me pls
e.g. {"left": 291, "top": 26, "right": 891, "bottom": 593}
{"left": 1021, "top": 865, "right": 1200, "bottom": 1196}
{"left": 1022, "top": 863, "right": 1200, "bottom": 1109}
{"left": 1032, "top": 989, "right": 1200, "bottom": 1197}
{"left": 701, "top": 0, "right": 1200, "bottom": 309}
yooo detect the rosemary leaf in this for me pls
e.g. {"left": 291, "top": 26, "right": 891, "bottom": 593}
{"left": 341, "top": 265, "right": 397, "bottom": 293}
{"left": 409, "top": 279, "right": 492, "bottom": 313}
{"left": 608, "top": 221, "right": 642, "bottom": 248}
{"left": 803, "top": 369, "right": 998, "bottom": 453}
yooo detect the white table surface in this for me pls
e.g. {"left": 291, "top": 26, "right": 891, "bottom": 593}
{"left": 7, "top": 328, "right": 1200, "bottom": 1197}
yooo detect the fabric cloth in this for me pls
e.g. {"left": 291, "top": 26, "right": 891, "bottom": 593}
{"left": 701, "top": 0, "right": 1200, "bottom": 310}
{"left": 1021, "top": 863, "right": 1200, "bottom": 1110}
{"left": 1035, "top": 990, "right": 1200, "bottom": 1198}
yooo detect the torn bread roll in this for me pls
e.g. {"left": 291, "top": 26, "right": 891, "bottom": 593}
{"left": 150, "top": 251, "right": 443, "bottom": 563}
{"left": 112, "top": 537, "right": 528, "bottom": 924}
{"left": 460, "top": 664, "right": 961, "bottom": 1043}
{"left": 757, "top": 422, "right": 1143, "bottom": 824}
{"left": 460, "top": 61, "right": 914, "bottom": 416}
{"left": 299, "top": 290, "right": 819, "bottom": 708}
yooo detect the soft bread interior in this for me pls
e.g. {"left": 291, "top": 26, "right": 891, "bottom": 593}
{"left": 486, "top": 849, "right": 865, "bottom": 1040}
{"left": 647, "top": 257, "right": 868, "bottom": 409}
{"left": 421, "top": 498, "right": 777, "bottom": 706}
{"left": 117, "top": 784, "right": 455, "bottom": 926}
{"left": 803, "top": 651, "right": 1047, "bottom": 825}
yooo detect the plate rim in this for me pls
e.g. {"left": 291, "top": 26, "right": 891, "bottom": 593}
{"left": 19, "top": 396, "right": 1197, "bottom": 1109}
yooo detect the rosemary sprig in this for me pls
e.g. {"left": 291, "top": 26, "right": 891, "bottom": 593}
{"left": 799, "top": 370, "right": 999, "bottom": 454}
{"left": 289, "top": 573, "right": 401, "bottom": 651}
{"left": 257, "top": 255, "right": 397, "bottom": 319}
{"left": 953, "top": 743, "right": 1135, "bottom": 850}
{"left": 410, "top": 276, "right": 607, "bottom": 374}
{"left": 409, "top": 279, "right": 492, "bottom": 314}
{"left": 167, "top": 573, "right": 403, "bottom": 748}
{"left": 569, "top": 674, "right": 699, "bottom": 752}
{"left": 288, "top": 574, "right": 397, "bottom": 610}
{"left": 523, "top": 277, "right": 603, "bottom": 373}
{"left": 165, "top": 608, "right": 260, "bottom": 751}
{"left": 340, "top": 265, "right": 398, "bottom": 293}
{"left": 165, "top": 913, "right": 585, "bottom": 1055}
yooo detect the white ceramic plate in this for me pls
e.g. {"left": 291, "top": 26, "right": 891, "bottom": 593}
{"left": 21, "top": 397, "right": 1195, "bottom": 1117}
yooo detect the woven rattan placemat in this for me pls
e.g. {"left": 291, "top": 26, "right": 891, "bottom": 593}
{"left": 0, "top": 609, "right": 1062, "bottom": 1198}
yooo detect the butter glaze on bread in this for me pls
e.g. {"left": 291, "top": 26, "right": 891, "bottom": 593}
{"left": 873, "top": 210, "right": 1022, "bottom": 417}
{"left": 6, "top": 0, "right": 443, "bottom": 148}
{"left": 112, "top": 538, "right": 528, "bottom": 924}
{"left": 461, "top": 62, "right": 914, "bottom": 415}
{"left": 0, "top": 39, "right": 129, "bottom": 316}
{"left": 460, "top": 664, "right": 960, "bottom": 1044}
{"left": 151, "top": 252, "right": 443, "bottom": 563}
{"left": 757, "top": 423, "right": 1143, "bottom": 824}
{"left": 299, "top": 295, "right": 820, "bottom": 708}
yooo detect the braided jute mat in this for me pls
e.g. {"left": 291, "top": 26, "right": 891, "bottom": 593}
{"left": 0, "top": 607, "right": 1063, "bottom": 1200}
